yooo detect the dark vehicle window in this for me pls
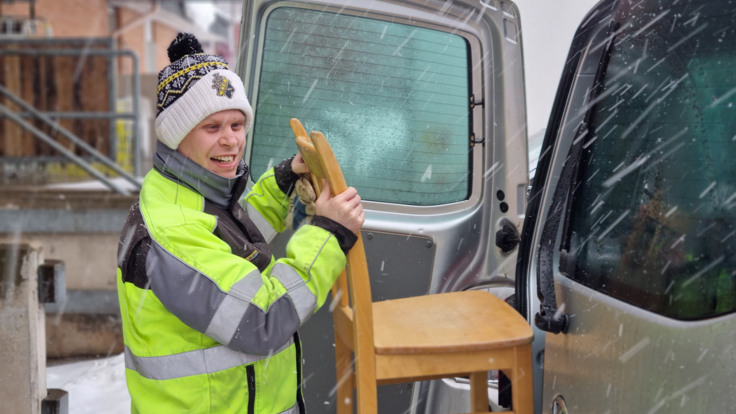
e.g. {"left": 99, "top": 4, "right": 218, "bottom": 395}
{"left": 565, "top": 1, "right": 736, "bottom": 319}
{"left": 250, "top": 7, "right": 470, "bottom": 205}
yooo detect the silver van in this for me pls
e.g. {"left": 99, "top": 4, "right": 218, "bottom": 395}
{"left": 237, "top": 0, "right": 736, "bottom": 412}
{"left": 237, "top": 0, "right": 527, "bottom": 412}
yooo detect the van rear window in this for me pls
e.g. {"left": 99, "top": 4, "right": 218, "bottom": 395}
{"left": 249, "top": 7, "right": 470, "bottom": 206}
{"left": 565, "top": 1, "right": 736, "bottom": 320}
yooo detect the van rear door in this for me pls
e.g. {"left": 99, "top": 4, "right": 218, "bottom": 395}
{"left": 237, "top": 1, "right": 528, "bottom": 412}
{"left": 519, "top": 0, "right": 736, "bottom": 412}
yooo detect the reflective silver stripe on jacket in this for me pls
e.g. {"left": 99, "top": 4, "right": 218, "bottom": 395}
{"left": 124, "top": 338, "right": 293, "bottom": 380}
{"left": 148, "top": 242, "right": 302, "bottom": 354}
{"left": 244, "top": 196, "right": 278, "bottom": 243}
{"left": 271, "top": 262, "right": 317, "bottom": 324}
{"left": 279, "top": 405, "right": 299, "bottom": 414}
{"left": 205, "top": 270, "right": 263, "bottom": 344}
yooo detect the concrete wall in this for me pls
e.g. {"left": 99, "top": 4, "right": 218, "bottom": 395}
{"left": 38, "top": 232, "right": 124, "bottom": 358}
{"left": 31, "top": 233, "right": 119, "bottom": 290}
{"left": 1, "top": 189, "right": 136, "bottom": 358}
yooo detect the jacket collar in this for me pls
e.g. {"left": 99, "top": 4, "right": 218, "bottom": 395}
{"left": 153, "top": 141, "right": 249, "bottom": 209}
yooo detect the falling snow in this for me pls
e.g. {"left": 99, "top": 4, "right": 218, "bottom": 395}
{"left": 20, "top": 0, "right": 605, "bottom": 412}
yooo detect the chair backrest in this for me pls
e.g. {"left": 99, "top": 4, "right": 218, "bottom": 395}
{"left": 289, "top": 118, "right": 373, "bottom": 312}
{"left": 289, "top": 118, "right": 379, "bottom": 402}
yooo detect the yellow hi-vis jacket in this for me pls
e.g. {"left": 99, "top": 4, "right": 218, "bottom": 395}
{"left": 117, "top": 146, "right": 353, "bottom": 413}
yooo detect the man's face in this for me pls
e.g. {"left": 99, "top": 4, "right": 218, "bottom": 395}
{"left": 177, "top": 109, "right": 246, "bottom": 178}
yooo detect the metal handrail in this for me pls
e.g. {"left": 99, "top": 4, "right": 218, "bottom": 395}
{"left": 0, "top": 85, "right": 141, "bottom": 192}
{"left": 0, "top": 103, "right": 132, "bottom": 195}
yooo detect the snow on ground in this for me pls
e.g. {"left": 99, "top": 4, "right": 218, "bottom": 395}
{"left": 43, "top": 176, "right": 142, "bottom": 192}
{"left": 46, "top": 354, "right": 130, "bottom": 413}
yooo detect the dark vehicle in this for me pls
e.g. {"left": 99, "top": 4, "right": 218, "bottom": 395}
{"left": 237, "top": 0, "right": 736, "bottom": 412}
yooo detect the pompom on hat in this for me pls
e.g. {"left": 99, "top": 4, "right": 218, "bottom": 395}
{"left": 155, "top": 33, "right": 253, "bottom": 150}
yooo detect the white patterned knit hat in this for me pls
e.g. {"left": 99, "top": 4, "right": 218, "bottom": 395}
{"left": 155, "top": 33, "right": 253, "bottom": 150}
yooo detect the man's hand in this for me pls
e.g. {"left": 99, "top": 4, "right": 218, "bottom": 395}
{"left": 291, "top": 152, "right": 310, "bottom": 175}
{"left": 314, "top": 182, "right": 364, "bottom": 235}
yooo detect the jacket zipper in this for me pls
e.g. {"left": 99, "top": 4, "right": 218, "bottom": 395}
{"left": 294, "top": 332, "right": 306, "bottom": 413}
{"left": 247, "top": 365, "right": 256, "bottom": 414}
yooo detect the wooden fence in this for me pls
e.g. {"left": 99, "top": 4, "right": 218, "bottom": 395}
{"left": 0, "top": 38, "right": 113, "bottom": 159}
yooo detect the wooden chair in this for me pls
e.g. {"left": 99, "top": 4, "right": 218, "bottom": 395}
{"left": 289, "top": 118, "right": 534, "bottom": 414}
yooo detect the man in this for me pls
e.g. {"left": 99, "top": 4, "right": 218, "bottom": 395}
{"left": 116, "top": 32, "right": 363, "bottom": 413}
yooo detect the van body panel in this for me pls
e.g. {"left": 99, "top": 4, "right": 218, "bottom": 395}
{"left": 237, "top": 1, "right": 528, "bottom": 412}
{"left": 545, "top": 276, "right": 736, "bottom": 412}
{"left": 520, "top": 0, "right": 736, "bottom": 412}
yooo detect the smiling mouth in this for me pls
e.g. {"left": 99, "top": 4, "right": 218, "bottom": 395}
{"left": 211, "top": 155, "right": 235, "bottom": 164}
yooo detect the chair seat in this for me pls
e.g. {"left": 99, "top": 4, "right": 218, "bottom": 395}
{"left": 371, "top": 290, "right": 532, "bottom": 355}
{"left": 334, "top": 290, "right": 532, "bottom": 356}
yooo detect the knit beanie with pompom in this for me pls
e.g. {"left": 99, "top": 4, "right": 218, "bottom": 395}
{"left": 155, "top": 32, "right": 253, "bottom": 150}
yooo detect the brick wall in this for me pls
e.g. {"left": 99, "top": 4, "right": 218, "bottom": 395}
{"left": 1, "top": 0, "right": 191, "bottom": 75}
{"left": 1, "top": 0, "right": 110, "bottom": 37}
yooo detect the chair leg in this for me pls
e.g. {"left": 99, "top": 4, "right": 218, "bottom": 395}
{"left": 469, "top": 371, "right": 490, "bottom": 413}
{"left": 334, "top": 335, "right": 354, "bottom": 414}
{"left": 354, "top": 358, "right": 378, "bottom": 414}
{"left": 509, "top": 344, "right": 534, "bottom": 414}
